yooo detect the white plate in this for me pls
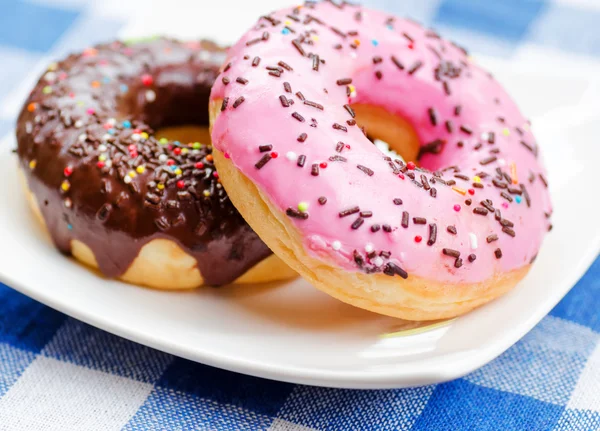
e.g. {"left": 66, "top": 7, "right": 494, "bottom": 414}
{"left": 0, "top": 63, "right": 599, "bottom": 389}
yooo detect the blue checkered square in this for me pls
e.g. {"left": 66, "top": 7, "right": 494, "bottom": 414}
{"left": 412, "top": 379, "right": 564, "bottom": 431}
{"left": 555, "top": 409, "right": 600, "bottom": 431}
{"left": 42, "top": 319, "right": 173, "bottom": 383}
{"left": 0, "top": 1, "right": 80, "bottom": 53}
{"left": 0, "top": 343, "right": 36, "bottom": 397}
{"left": 277, "top": 385, "right": 435, "bottom": 430}
{"left": 0, "top": 283, "right": 66, "bottom": 353}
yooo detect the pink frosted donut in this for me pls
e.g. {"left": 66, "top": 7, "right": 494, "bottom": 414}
{"left": 209, "top": 1, "right": 553, "bottom": 320}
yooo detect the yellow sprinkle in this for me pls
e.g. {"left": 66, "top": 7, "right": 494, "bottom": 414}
{"left": 98, "top": 154, "right": 107, "bottom": 162}
{"left": 48, "top": 63, "right": 58, "bottom": 71}
{"left": 29, "top": 160, "right": 37, "bottom": 170}
{"left": 140, "top": 132, "right": 149, "bottom": 139}
{"left": 284, "top": 20, "right": 291, "bottom": 25}
{"left": 77, "top": 101, "right": 84, "bottom": 107}
{"left": 61, "top": 181, "right": 70, "bottom": 192}
{"left": 452, "top": 186, "right": 467, "bottom": 196}
{"left": 203, "top": 190, "right": 211, "bottom": 197}
{"left": 128, "top": 171, "right": 136, "bottom": 178}
{"left": 136, "top": 165, "right": 146, "bottom": 174}
{"left": 181, "top": 148, "right": 188, "bottom": 154}
{"left": 174, "top": 168, "right": 182, "bottom": 175}
{"left": 159, "top": 138, "right": 168, "bottom": 145}
{"left": 473, "top": 176, "right": 481, "bottom": 183}
{"left": 157, "top": 183, "right": 165, "bottom": 190}
{"left": 502, "top": 128, "right": 510, "bottom": 136}
{"left": 510, "top": 162, "right": 518, "bottom": 184}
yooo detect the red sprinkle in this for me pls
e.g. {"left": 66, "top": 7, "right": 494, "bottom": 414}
{"left": 141, "top": 74, "right": 153, "bottom": 86}
{"left": 398, "top": 173, "right": 405, "bottom": 180}
{"left": 468, "top": 188, "right": 475, "bottom": 195}
{"left": 320, "top": 162, "right": 328, "bottom": 169}
{"left": 63, "top": 166, "right": 73, "bottom": 177}
{"left": 453, "top": 204, "right": 461, "bottom": 212}
{"left": 271, "top": 151, "right": 279, "bottom": 158}
{"left": 166, "top": 160, "right": 175, "bottom": 166}
{"left": 173, "top": 148, "right": 182, "bottom": 155}
{"left": 224, "top": 152, "right": 231, "bottom": 159}
{"left": 176, "top": 180, "right": 185, "bottom": 189}
{"left": 195, "top": 162, "right": 204, "bottom": 169}
{"left": 408, "top": 43, "right": 415, "bottom": 49}
{"left": 96, "top": 161, "right": 105, "bottom": 169}
{"left": 406, "top": 161, "right": 416, "bottom": 170}
{"left": 414, "top": 235, "right": 422, "bottom": 243}
{"left": 213, "top": 172, "right": 219, "bottom": 178}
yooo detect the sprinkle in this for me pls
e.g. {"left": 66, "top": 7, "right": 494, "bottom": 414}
{"left": 297, "top": 155, "right": 306, "bottom": 167}
{"left": 383, "top": 262, "right": 408, "bottom": 279}
{"left": 29, "top": 160, "right": 37, "bottom": 170}
{"left": 443, "top": 248, "right": 460, "bottom": 258}
{"left": 371, "top": 224, "right": 381, "bottom": 232}
{"left": 343, "top": 104, "right": 355, "bottom": 118}
{"left": 452, "top": 186, "right": 467, "bottom": 196}
{"left": 42, "top": 86, "right": 53, "bottom": 94}
{"left": 454, "top": 258, "right": 463, "bottom": 268}
{"left": 233, "top": 96, "right": 245, "bottom": 108}
{"left": 401, "top": 211, "right": 409, "bottom": 228}
{"left": 332, "top": 123, "right": 347, "bottom": 132}
{"left": 286, "top": 151, "right": 297, "bottom": 161}
{"left": 304, "top": 100, "right": 324, "bottom": 110}
{"left": 236, "top": 77, "right": 248, "bottom": 85}
{"left": 502, "top": 226, "right": 516, "bottom": 237}
{"left": 473, "top": 207, "right": 489, "bottom": 216}
{"left": 414, "top": 235, "right": 422, "bottom": 243}
{"left": 357, "top": 165, "right": 374, "bottom": 176}
{"left": 351, "top": 217, "right": 365, "bottom": 229}
{"left": 311, "top": 164, "right": 319, "bottom": 176}
{"left": 494, "top": 248, "right": 503, "bottom": 259}
{"left": 447, "top": 225, "right": 457, "bottom": 235}
{"left": 298, "top": 201, "right": 309, "bottom": 212}
{"left": 406, "top": 161, "right": 416, "bottom": 170}
{"left": 292, "top": 39, "right": 306, "bottom": 56}
{"left": 61, "top": 180, "right": 70, "bottom": 192}
{"left": 460, "top": 125, "right": 473, "bottom": 135}
{"left": 413, "top": 217, "right": 427, "bottom": 225}
{"left": 468, "top": 232, "right": 478, "bottom": 249}
{"left": 145, "top": 90, "right": 156, "bottom": 102}
{"left": 391, "top": 56, "right": 404, "bottom": 70}
{"left": 297, "top": 133, "right": 307, "bottom": 142}
{"left": 339, "top": 206, "right": 360, "bottom": 218}
{"left": 252, "top": 56, "right": 261, "bottom": 67}
{"left": 332, "top": 241, "right": 342, "bottom": 251}
{"left": 286, "top": 208, "right": 309, "bottom": 219}
{"left": 408, "top": 61, "right": 423, "bottom": 75}
{"left": 221, "top": 97, "right": 229, "bottom": 111}
{"left": 292, "top": 112, "right": 305, "bottom": 122}
{"left": 136, "top": 165, "right": 146, "bottom": 174}
{"left": 259, "top": 144, "right": 273, "bottom": 152}
{"left": 427, "top": 223, "right": 437, "bottom": 246}
{"left": 427, "top": 108, "right": 438, "bottom": 126}
{"left": 480, "top": 156, "right": 497, "bottom": 165}
{"left": 318, "top": 196, "right": 327, "bottom": 205}
{"left": 393, "top": 198, "right": 403, "bottom": 205}
{"left": 255, "top": 154, "right": 272, "bottom": 169}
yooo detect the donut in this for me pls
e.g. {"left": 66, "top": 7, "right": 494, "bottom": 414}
{"left": 16, "top": 37, "right": 296, "bottom": 289}
{"left": 209, "top": 2, "right": 553, "bottom": 320}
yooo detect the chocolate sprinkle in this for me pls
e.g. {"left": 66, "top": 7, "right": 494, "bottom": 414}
{"left": 344, "top": 104, "right": 355, "bottom": 118}
{"left": 351, "top": 217, "right": 365, "bottom": 230}
{"left": 286, "top": 208, "right": 309, "bottom": 219}
{"left": 468, "top": 254, "right": 477, "bottom": 263}
{"left": 486, "top": 234, "right": 498, "bottom": 243}
{"left": 473, "top": 207, "right": 489, "bottom": 216}
{"left": 297, "top": 133, "right": 307, "bottom": 142}
{"left": 393, "top": 198, "right": 403, "bottom": 205}
{"left": 339, "top": 206, "right": 360, "bottom": 217}
{"left": 318, "top": 196, "right": 327, "bottom": 205}
{"left": 408, "top": 61, "right": 423, "bottom": 75}
{"left": 297, "top": 155, "right": 306, "bottom": 167}
{"left": 413, "top": 217, "right": 427, "bottom": 225}
{"left": 401, "top": 211, "right": 409, "bottom": 228}
{"left": 391, "top": 56, "right": 404, "bottom": 70}
{"left": 357, "top": 165, "right": 374, "bottom": 176}
{"left": 292, "top": 112, "right": 305, "bottom": 122}
{"left": 454, "top": 258, "right": 463, "bottom": 268}
{"left": 283, "top": 82, "right": 292, "bottom": 93}
{"left": 502, "top": 226, "right": 516, "bottom": 237}
{"left": 495, "top": 248, "right": 503, "bottom": 259}
{"left": 337, "top": 78, "right": 352, "bottom": 85}
{"left": 447, "top": 225, "right": 457, "bottom": 235}
{"left": 255, "top": 154, "right": 272, "bottom": 169}
{"left": 221, "top": 97, "right": 229, "bottom": 111}
{"left": 279, "top": 95, "right": 290, "bottom": 107}
{"left": 259, "top": 144, "right": 273, "bottom": 152}
{"left": 311, "top": 164, "right": 319, "bottom": 176}
{"left": 443, "top": 248, "right": 461, "bottom": 258}
{"left": 383, "top": 262, "right": 408, "bottom": 279}
{"left": 427, "top": 223, "right": 437, "bottom": 246}
{"left": 232, "top": 96, "right": 245, "bottom": 108}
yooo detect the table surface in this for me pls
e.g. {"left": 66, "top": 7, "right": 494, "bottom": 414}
{"left": 0, "top": 1, "right": 599, "bottom": 430}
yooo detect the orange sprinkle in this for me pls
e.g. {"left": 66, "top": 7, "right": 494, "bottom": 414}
{"left": 452, "top": 186, "right": 467, "bottom": 196}
{"left": 91, "top": 81, "right": 101, "bottom": 88}
{"left": 205, "top": 154, "right": 213, "bottom": 162}
{"left": 27, "top": 103, "right": 37, "bottom": 112}
{"left": 354, "top": 39, "right": 361, "bottom": 46}
{"left": 510, "top": 162, "right": 518, "bottom": 184}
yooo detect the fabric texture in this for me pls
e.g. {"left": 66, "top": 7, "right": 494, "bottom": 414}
{"left": 0, "top": 0, "right": 598, "bottom": 429}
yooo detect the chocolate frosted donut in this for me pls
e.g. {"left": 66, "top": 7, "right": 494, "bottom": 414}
{"left": 16, "top": 37, "right": 296, "bottom": 288}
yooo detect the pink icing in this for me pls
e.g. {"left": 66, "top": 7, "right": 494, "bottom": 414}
{"left": 210, "top": 2, "right": 552, "bottom": 283}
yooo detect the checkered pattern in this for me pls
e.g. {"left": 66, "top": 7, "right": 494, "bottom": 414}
{"left": 0, "top": 0, "right": 599, "bottom": 429}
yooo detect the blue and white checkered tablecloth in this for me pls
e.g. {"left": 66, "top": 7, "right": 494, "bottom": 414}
{"left": 1, "top": 0, "right": 599, "bottom": 429}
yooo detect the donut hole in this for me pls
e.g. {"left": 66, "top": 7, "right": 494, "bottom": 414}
{"left": 352, "top": 104, "right": 421, "bottom": 165}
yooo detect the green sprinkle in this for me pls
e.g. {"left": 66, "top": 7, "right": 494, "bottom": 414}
{"left": 42, "top": 86, "right": 53, "bottom": 94}
{"left": 298, "top": 201, "right": 309, "bottom": 212}
{"left": 193, "top": 142, "right": 202, "bottom": 149}
{"left": 159, "top": 138, "right": 168, "bottom": 145}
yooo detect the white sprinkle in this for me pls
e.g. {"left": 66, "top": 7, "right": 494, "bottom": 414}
{"left": 78, "top": 133, "right": 87, "bottom": 142}
{"left": 106, "top": 118, "right": 116, "bottom": 126}
{"left": 145, "top": 90, "right": 156, "bottom": 102}
{"left": 469, "top": 232, "right": 478, "bottom": 250}
{"left": 44, "top": 72, "right": 57, "bottom": 83}
{"left": 365, "top": 243, "right": 374, "bottom": 253}
{"left": 372, "top": 256, "right": 384, "bottom": 267}
{"left": 286, "top": 151, "right": 297, "bottom": 161}
{"left": 98, "top": 144, "right": 107, "bottom": 152}
{"left": 350, "top": 51, "right": 357, "bottom": 59}
{"left": 216, "top": 183, "right": 222, "bottom": 189}
{"left": 74, "top": 120, "right": 84, "bottom": 128}
{"left": 123, "top": 176, "right": 132, "bottom": 184}
{"left": 104, "top": 160, "right": 113, "bottom": 168}
{"left": 480, "top": 132, "right": 489, "bottom": 141}
{"left": 102, "top": 133, "right": 113, "bottom": 142}
{"left": 64, "top": 198, "right": 72, "bottom": 208}
{"left": 131, "top": 133, "right": 141, "bottom": 142}
{"left": 498, "top": 158, "right": 506, "bottom": 166}
{"left": 158, "top": 154, "right": 168, "bottom": 163}
{"left": 199, "top": 51, "right": 211, "bottom": 61}
{"left": 332, "top": 240, "right": 342, "bottom": 251}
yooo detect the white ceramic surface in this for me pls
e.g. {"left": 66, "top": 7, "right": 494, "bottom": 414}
{"left": 0, "top": 62, "right": 598, "bottom": 389}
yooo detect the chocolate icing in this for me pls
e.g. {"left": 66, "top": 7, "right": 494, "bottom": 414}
{"left": 16, "top": 38, "right": 272, "bottom": 286}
